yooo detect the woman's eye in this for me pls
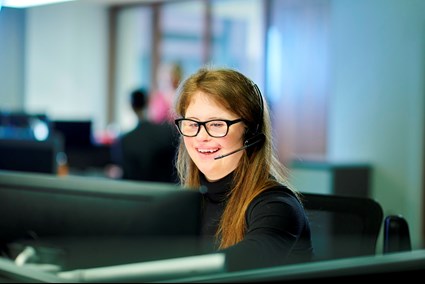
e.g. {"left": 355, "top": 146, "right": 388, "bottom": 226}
{"left": 210, "top": 122, "right": 224, "bottom": 128}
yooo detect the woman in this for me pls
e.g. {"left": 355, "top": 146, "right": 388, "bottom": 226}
{"left": 173, "top": 67, "right": 313, "bottom": 271}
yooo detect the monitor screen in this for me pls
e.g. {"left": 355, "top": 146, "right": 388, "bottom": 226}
{"left": 51, "top": 120, "right": 93, "bottom": 149}
{"left": 0, "top": 111, "right": 51, "bottom": 141}
{"left": 0, "top": 170, "right": 207, "bottom": 271}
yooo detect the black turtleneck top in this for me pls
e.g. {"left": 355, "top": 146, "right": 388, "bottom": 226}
{"left": 199, "top": 173, "right": 314, "bottom": 272}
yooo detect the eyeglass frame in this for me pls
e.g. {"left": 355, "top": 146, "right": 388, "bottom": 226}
{"left": 174, "top": 118, "right": 243, "bottom": 138}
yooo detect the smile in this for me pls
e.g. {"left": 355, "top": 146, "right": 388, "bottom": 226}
{"left": 197, "top": 148, "right": 219, "bottom": 154}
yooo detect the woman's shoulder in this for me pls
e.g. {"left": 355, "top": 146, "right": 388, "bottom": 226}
{"left": 245, "top": 185, "right": 309, "bottom": 229}
{"left": 249, "top": 185, "right": 304, "bottom": 212}
{"left": 258, "top": 184, "right": 298, "bottom": 199}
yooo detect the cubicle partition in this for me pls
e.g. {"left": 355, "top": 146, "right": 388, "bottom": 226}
{"left": 0, "top": 136, "right": 63, "bottom": 174}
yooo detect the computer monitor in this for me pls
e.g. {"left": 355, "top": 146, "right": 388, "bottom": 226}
{"left": 0, "top": 170, "right": 208, "bottom": 271}
{"left": 0, "top": 135, "right": 63, "bottom": 174}
{"left": 0, "top": 111, "right": 51, "bottom": 141}
{"left": 50, "top": 120, "right": 113, "bottom": 170}
{"left": 51, "top": 120, "right": 93, "bottom": 149}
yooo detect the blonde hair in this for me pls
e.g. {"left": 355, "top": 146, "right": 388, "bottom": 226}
{"left": 173, "top": 67, "right": 296, "bottom": 249}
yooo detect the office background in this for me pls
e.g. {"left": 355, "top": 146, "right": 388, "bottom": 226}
{"left": 0, "top": 0, "right": 424, "bottom": 252}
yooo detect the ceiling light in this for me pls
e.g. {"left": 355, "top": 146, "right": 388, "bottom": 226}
{"left": 2, "top": 0, "right": 76, "bottom": 8}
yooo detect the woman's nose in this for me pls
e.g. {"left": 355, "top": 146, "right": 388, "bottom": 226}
{"left": 196, "top": 125, "right": 210, "bottom": 140}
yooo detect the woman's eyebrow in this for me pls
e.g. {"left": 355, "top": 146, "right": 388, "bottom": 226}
{"left": 184, "top": 116, "right": 226, "bottom": 121}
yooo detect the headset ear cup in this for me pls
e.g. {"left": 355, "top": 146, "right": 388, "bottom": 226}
{"left": 244, "top": 133, "right": 265, "bottom": 157}
{"left": 244, "top": 133, "right": 265, "bottom": 147}
{"left": 244, "top": 122, "right": 260, "bottom": 142}
{"left": 243, "top": 128, "right": 252, "bottom": 144}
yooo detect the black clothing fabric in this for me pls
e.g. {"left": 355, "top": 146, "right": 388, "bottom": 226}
{"left": 111, "top": 121, "right": 178, "bottom": 183}
{"left": 200, "top": 173, "right": 314, "bottom": 272}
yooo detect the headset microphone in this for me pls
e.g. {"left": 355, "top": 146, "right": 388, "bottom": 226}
{"left": 214, "top": 133, "right": 265, "bottom": 160}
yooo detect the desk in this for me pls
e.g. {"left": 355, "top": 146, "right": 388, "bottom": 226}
{"left": 2, "top": 249, "right": 424, "bottom": 282}
{"left": 168, "top": 249, "right": 425, "bottom": 282}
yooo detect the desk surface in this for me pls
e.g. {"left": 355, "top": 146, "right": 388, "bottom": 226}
{"left": 167, "top": 249, "right": 425, "bottom": 283}
{"left": 2, "top": 249, "right": 425, "bottom": 283}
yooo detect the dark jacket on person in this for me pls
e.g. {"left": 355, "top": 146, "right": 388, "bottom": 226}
{"left": 113, "top": 121, "right": 178, "bottom": 183}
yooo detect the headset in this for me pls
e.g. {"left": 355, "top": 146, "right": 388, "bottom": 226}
{"left": 214, "top": 81, "right": 265, "bottom": 160}
{"left": 244, "top": 83, "right": 265, "bottom": 147}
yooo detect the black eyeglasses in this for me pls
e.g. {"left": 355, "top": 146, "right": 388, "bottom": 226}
{"left": 174, "top": 118, "right": 243, "bottom": 138}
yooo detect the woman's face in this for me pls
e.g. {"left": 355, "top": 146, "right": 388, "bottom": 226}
{"left": 183, "top": 91, "right": 245, "bottom": 181}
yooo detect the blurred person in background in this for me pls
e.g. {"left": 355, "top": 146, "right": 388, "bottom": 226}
{"left": 148, "top": 62, "right": 183, "bottom": 124}
{"left": 111, "top": 88, "right": 178, "bottom": 183}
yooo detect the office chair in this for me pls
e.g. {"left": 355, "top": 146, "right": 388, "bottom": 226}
{"left": 383, "top": 215, "right": 412, "bottom": 254}
{"left": 301, "top": 192, "right": 384, "bottom": 261}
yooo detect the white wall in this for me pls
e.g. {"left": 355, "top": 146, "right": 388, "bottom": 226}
{"left": 25, "top": 1, "right": 108, "bottom": 133}
{"left": 0, "top": 7, "right": 25, "bottom": 110}
{"left": 328, "top": 0, "right": 425, "bottom": 249}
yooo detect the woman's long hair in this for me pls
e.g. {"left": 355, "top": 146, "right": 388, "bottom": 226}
{"left": 173, "top": 67, "right": 296, "bottom": 249}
